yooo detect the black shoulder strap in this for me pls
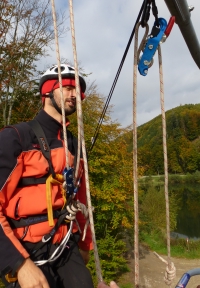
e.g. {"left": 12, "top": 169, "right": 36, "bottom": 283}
{"left": 28, "top": 119, "right": 55, "bottom": 178}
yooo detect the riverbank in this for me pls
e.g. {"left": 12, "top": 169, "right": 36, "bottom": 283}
{"left": 118, "top": 244, "right": 200, "bottom": 288}
{"left": 141, "top": 230, "right": 200, "bottom": 260}
{"left": 139, "top": 171, "right": 200, "bottom": 185}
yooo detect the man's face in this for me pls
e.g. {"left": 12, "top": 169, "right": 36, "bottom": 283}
{"left": 53, "top": 85, "right": 76, "bottom": 116}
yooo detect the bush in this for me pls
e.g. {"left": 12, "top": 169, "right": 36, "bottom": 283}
{"left": 87, "top": 234, "right": 129, "bottom": 286}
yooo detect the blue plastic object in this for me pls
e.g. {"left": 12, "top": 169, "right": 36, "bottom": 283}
{"left": 175, "top": 268, "right": 200, "bottom": 287}
{"left": 138, "top": 18, "right": 167, "bottom": 76}
{"left": 63, "top": 167, "right": 77, "bottom": 196}
{"left": 175, "top": 273, "right": 190, "bottom": 287}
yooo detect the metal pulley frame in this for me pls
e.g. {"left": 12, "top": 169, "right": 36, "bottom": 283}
{"left": 164, "top": 0, "right": 200, "bottom": 69}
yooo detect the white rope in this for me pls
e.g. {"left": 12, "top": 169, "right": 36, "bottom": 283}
{"left": 50, "top": 0, "right": 69, "bottom": 169}
{"left": 133, "top": 22, "right": 176, "bottom": 287}
{"left": 133, "top": 21, "right": 140, "bottom": 288}
{"left": 157, "top": 44, "right": 176, "bottom": 286}
{"left": 153, "top": 251, "right": 176, "bottom": 285}
{"left": 35, "top": 221, "right": 73, "bottom": 266}
{"left": 68, "top": 0, "right": 103, "bottom": 282}
{"left": 34, "top": 199, "right": 90, "bottom": 266}
{"left": 132, "top": 21, "right": 150, "bottom": 288}
{"left": 68, "top": 0, "right": 81, "bottom": 181}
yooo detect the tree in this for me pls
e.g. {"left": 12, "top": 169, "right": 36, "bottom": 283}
{"left": 69, "top": 83, "right": 133, "bottom": 283}
{"left": 0, "top": 0, "right": 67, "bottom": 127}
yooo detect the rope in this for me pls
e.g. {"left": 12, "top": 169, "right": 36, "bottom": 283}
{"left": 89, "top": 0, "right": 146, "bottom": 153}
{"left": 35, "top": 221, "right": 73, "bottom": 266}
{"left": 153, "top": 251, "right": 176, "bottom": 285}
{"left": 133, "top": 21, "right": 150, "bottom": 288}
{"left": 68, "top": 0, "right": 103, "bottom": 283}
{"left": 133, "top": 21, "right": 149, "bottom": 288}
{"left": 50, "top": 0, "right": 69, "bottom": 169}
{"left": 133, "top": 22, "right": 176, "bottom": 287}
{"left": 133, "top": 21, "right": 141, "bottom": 288}
{"left": 157, "top": 44, "right": 176, "bottom": 286}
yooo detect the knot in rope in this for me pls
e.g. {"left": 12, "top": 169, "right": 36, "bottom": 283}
{"left": 64, "top": 199, "right": 92, "bottom": 241}
{"left": 65, "top": 200, "right": 88, "bottom": 221}
{"left": 164, "top": 262, "right": 176, "bottom": 285}
{"left": 153, "top": 251, "right": 176, "bottom": 286}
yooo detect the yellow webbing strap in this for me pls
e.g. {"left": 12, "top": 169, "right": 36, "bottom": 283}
{"left": 46, "top": 174, "right": 65, "bottom": 227}
{"left": 5, "top": 273, "right": 17, "bottom": 283}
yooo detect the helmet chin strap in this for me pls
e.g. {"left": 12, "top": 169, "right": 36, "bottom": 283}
{"left": 48, "top": 80, "right": 62, "bottom": 115}
{"left": 49, "top": 91, "right": 63, "bottom": 115}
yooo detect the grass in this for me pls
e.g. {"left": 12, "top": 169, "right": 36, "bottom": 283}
{"left": 139, "top": 172, "right": 200, "bottom": 186}
{"left": 141, "top": 230, "right": 200, "bottom": 259}
{"left": 120, "top": 283, "right": 134, "bottom": 288}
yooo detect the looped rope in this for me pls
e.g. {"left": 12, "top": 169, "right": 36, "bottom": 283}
{"left": 35, "top": 221, "right": 73, "bottom": 266}
{"left": 157, "top": 44, "right": 176, "bottom": 286}
{"left": 133, "top": 22, "right": 176, "bottom": 287}
{"left": 165, "top": 262, "right": 176, "bottom": 285}
{"left": 137, "top": 22, "right": 149, "bottom": 63}
{"left": 153, "top": 252, "right": 176, "bottom": 285}
{"left": 64, "top": 198, "right": 92, "bottom": 241}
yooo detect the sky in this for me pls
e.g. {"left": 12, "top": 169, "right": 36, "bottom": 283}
{"left": 41, "top": 0, "right": 200, "bottom": 128}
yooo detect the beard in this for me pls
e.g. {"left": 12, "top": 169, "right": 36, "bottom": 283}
{"left": 50, "top": 96, "right": 76, "bottom": 116}
{"left": 64, "top": 105, "right": 76, "bottom": 116}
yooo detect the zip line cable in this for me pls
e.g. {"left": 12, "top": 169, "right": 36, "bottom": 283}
{"left": 89, "top": 0, "right": 146, "bottom": 153}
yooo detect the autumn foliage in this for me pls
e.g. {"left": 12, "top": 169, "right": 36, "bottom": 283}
{"left": 2, "top": 1, "right": 200, "bottom": 286}
{"left": 124, "top": 104, "right": 200, "bottom": 175}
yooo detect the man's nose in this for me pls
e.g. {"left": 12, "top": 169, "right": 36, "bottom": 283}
{"left": 70, "top": 88, "right": 76, "bottom": 97}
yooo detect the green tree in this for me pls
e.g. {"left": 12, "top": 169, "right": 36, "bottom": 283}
{"left": 69, "top": 84, "right": 133, "bottom": 283}
{"left": 0, "top": 0, "right": 67, "bottom": 127}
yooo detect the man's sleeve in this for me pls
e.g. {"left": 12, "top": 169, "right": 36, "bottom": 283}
{"left": 0, "top": 127, "right": 29, "bottom": 275}
{"left": 75, "top": 160, "right": 93, "bottom": 251}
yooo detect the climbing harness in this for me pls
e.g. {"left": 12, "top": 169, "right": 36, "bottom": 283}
{"left": 133, "top": 9, "right": 176, "bottom": 287}
{"left": 6, "top": 118, "right": 90, "bottom": 261}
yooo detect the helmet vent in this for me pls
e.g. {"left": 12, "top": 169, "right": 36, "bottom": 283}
{"left": 49, "top": 65, "right": 56, "bottom": 71}
{"left": 54, "top": 66, "right": 65, "bottom": 73}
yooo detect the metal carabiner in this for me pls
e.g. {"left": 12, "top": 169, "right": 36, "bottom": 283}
{"left": 160, "top": 16, "right": 175, "bottom": 43}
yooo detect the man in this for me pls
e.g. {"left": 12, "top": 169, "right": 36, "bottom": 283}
{"left": 0, "top": 64, "right": 94, "bottom": 288}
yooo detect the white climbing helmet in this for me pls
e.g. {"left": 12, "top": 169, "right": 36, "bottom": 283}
{"left": 39, "top": 64, "right": 86, "bottom": 95}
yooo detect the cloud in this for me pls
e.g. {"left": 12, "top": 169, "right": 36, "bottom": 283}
{"left": 41, "top": 0, "right": 200, "bottom": 127}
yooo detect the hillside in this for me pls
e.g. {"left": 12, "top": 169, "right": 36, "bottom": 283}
{"left": 127, "top": 103, "right": 200, "bottom": 175}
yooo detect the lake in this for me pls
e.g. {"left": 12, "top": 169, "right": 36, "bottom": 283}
{"left": 170, "top": 183, "right": 200, "bottom": 239}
